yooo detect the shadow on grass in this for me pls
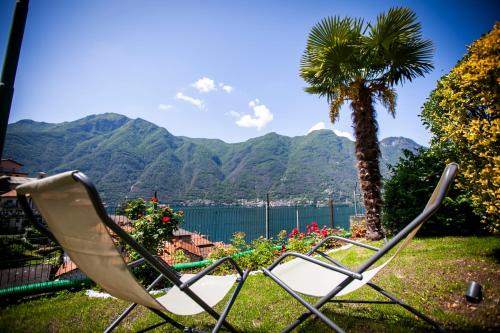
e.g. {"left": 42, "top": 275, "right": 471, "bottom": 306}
{"left": 290, "top": 306, "right": 493, "bottom": 333}
{"left": 487, "top": 247, "right": 500, "bottom": 264}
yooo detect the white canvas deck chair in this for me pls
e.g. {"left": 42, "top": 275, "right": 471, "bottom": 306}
{"left": 17, "top": 171, "right": 250, "bottom": 333}
{"left": 263, "top": 163, "right": 458, "bottom": 333}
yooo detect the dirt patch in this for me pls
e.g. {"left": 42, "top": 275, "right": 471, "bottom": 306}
{"left": 439, "top": 259, "right": 500, "bottom": 331}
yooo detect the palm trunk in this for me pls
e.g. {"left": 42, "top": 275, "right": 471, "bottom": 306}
{"left": 350, "top": 81, "right": 384, "bottom": 240}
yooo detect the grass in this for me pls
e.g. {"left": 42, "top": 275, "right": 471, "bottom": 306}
{"left": 0, "top": 236, "right": 499, "bottom": 332}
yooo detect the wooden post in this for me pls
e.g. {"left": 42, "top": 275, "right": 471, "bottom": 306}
{"left": 265, "top": 193, "right": 270, "bottom": 239}
{"left": 296, "top": 207, "right": 299, "bottom": 231}
{"left": 329, "top": 198, "right": 334, "bottom": 228}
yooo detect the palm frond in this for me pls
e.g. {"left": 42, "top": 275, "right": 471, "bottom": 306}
{"left": 329, "top": 92, "right": 347, "bottom": 123}
{"left": 365, "top": 7, "right": 434, "bottom": 85}
{"left": 300, "top": 16, "right": 365, "bottom": 91}
{"left": 371, "top": 84, "right": 397, "bottom": 117}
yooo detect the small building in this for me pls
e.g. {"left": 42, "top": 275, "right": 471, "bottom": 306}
{"left": 0, "top": 189, "right": 25, "bottom": 232}
{"left": 0, "top": 159, "right": 28, "bottom": 177}
{"left": 160, "top": 228, "right": 219, "bottom": 264}
{"left": 0, "top": 162, "right": 50, "bottom": 233}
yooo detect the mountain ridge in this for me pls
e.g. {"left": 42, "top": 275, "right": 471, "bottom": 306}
{"left": 4, "top": 113, "right": 421, "bottom": 205}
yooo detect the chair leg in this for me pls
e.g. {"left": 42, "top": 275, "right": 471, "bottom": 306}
{"left": 104, "top": 302, "right": 138, "bottom": 333}
{"left": 262, "top": 268, "right": 346, "bottom": 333}
{"left": 212, "top": 269, "right": 250, "bottom": 333}
{"left": 367, "top": 282, "right": 446, "bottom": 332}
{"left": 148, "top": 308, "right": 187, "bottom": 331}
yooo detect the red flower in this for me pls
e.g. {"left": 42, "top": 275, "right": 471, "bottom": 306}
{"left": 150, "top": 197, "right": 158, "bottom": 203}
{"left": 162, "top": 216, "right": 171, "bottom": 223}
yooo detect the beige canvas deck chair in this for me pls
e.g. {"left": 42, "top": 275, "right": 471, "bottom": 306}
{"left": 17, "top": 171, "right": 249, "bottom": 333}
{"left": 263, "top": 163, "right": 458, "bottom": 333}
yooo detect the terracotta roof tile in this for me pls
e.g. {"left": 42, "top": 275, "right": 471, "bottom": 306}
{"left": 1, "top": 189, "right": 16, "bottom": 197}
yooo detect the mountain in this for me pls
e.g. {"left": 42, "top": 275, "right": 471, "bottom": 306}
{"left": 4, "top": 113, "right": 420, "bottom": 205}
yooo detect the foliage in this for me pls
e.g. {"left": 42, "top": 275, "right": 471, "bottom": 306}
{"left": 350, "top": 218, "right": 367, "bottom": 238}
{"left": 287, "top": 222, "right": 345, "bottom": 252}
{"left": 245, "top": 237, "right": 276, "bottom": 269}
{"left": 207, "top": 244, "right": 239, "bottom": 275}
{"left": 171, "top": 249, "right": 189, "bottom": 264}
{"left": 420, "top": 23, "right": 500, "bottom": 233}
{"left": 299, "top": 7, "right": 433, "bottom": 240}
{"left": 208, "top": 233, "right": 277, "bottom": 272}
{"left": 230, "top": 231, "right": 250, "bottom": 252}
{"left": 126, "top": 197, "right": 183, "bottom": 262}
{"left": 383, "top": 149, "right": 483, "bottom": 236}
{"left": 286, "top": 236, "right": 310, "bottom": 254}
{"left": 123, "top": 198, "right": 146, "bottom": 220}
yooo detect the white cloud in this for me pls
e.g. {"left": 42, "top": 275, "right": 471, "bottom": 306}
{"left": 158, "top": 104, "right": 173, "bottom": 111}
{"left": 175, "top": 92, "right": 205, "bottom": 110}
{"left": 236, "top": 99, "right": 273, "bottom": 130}
{"left": 307, "top": 122, "right": 326, "bottom": 134}
{"left": 333, "top": 129, "right": 355, "bottom": 141}
{"left": 219, "top": 82, "right": 233, "bottom": 93}
{"left": 192, "top": 77, "right": 216, "bottom": 93}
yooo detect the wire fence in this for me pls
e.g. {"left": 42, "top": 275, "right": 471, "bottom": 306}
{"left": 0, "top": 203, "right": 362, "bottom": 289}
{"left": 109, "top": 203, "right": 358, "bottom": 243}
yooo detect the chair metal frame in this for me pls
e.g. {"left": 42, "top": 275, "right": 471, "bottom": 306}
{"left": 18, "top": 171, "right": 250, "bottom": 333}
{"left": 262, "top": 163, "right": 458, "bottom": 333}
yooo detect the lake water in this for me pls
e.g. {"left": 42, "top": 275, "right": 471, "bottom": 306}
{"left": 174, "top": 204, "right": 361, "bottom": 244}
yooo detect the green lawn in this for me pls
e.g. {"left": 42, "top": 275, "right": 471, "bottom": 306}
{"left": 0, "top": 236, "right": 498, "bottom": 332}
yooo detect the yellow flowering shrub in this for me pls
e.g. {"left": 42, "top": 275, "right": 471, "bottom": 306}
{"left": 422, "top": 23, "right": 499, "bottom": 233}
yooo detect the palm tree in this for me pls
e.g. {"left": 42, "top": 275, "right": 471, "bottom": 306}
{"left": 300, "top": 7, "right": 433, "bottom": 240}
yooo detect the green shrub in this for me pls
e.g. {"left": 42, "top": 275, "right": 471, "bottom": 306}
{"left": 383, "top": 149, "right": 483, "bottom": 236}
{"left": 125, "top": 197, "right": 184, "bottom": 281}
{"left": 245, "top": 237, "right": 276, "bottom": 269}
{"left": 207, "top": 244, "right": 239, "bottom": 274}
{"left": 286, "top": 237, "right": 309, "bottom": 254}
{"left": 123, "top": 198, "right": 146, "bottom": 220}
{"left": 172, "top": 249, "right": 189, "bottom": 264}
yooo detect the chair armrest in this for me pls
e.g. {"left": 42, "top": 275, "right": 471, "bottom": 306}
{"left": 127, "top": 258, "right": 146, "bottom": 269}
{"left": 179, "top": 256, "right": 244, "bottom": 290}
{"left": 308, "top": 236, "right": 380, "bottom": 256}
{"left": 267, "top": 252, "right": 363, "bottom": 280}
{"left": 127, "top": 256, "right": 183, "bottom": 280}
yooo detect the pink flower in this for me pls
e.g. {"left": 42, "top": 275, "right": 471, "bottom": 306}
{"left": 162, "top": 216, "right": 171, "bottom": 223}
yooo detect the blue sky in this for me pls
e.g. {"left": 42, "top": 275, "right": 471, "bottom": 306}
{"left": 1, "top": 0, "right": 498, "bottom": 145}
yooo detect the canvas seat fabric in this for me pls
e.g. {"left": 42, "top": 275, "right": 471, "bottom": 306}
{"left": 16, "top": 171, "right": 235, "bottom": 315}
